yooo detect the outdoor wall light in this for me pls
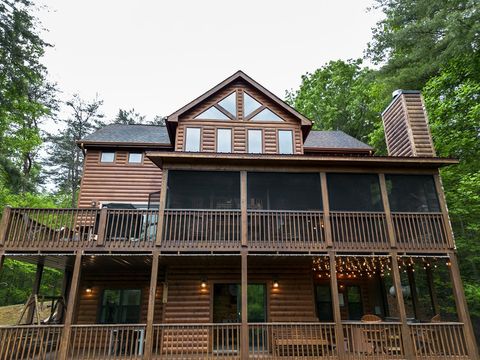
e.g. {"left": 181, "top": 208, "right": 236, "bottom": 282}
{"left": 85, "top": 285, "right": 93, "bottom": 293}
{"left": 201, "top": 278, "right": 207, "bottom": 289}
{"left": 273, "top": 279, "right": 279, "bottom": 288}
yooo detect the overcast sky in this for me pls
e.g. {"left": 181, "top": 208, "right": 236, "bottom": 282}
{"left": 38, "top": 0, "right": 383, "bottom": 121}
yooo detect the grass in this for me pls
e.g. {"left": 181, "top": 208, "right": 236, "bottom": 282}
{"left": 0, "top": 303, "right": 52, "bottom": 325}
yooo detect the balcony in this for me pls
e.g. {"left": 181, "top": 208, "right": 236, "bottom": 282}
{"left": 0, "top": 207, "right": 451, "bottom": 253}
{"left": 0, "top": 322, "right": 469, "bottom": 359}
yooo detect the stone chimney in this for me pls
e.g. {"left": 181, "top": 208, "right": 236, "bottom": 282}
{"left": 381, "top": 90, "right": 436, "bottom": 157}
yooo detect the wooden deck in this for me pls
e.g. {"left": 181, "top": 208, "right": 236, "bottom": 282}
{"left": 0, "top": 207, "right": 451, "bottom": 253}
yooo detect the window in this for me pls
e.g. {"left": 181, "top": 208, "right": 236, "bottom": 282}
{"left": 216, "top": 129, "right": 232, "bottom": 153}
{"left": 166, "top": 171, "right": 240, "bottom": 209}
{"left": 247, "top": 172, "right": 322, "bottom": 210}
{"left": 346, "top": 286, "right": 363, "bottom": 320}
{"left": 248, "top": 130, "right": 262, "bottom": 154}
{"left": 128, "top": 152, "right": 143, "bottom": 163}
{"left": 243, "top": 92, "right": 262, "bottom": 117}
{"left": 100, "top": 152, "right": 115, "bottom": 163}
{"left": 386, "top": 175, "right": 440, "bottom": 212}
{"left": 218, "top": 92, "right": 237, "bottom": 117}
{"left": 99, "top": 289, "right": 141, "bottom": 324}
{"left": 315, "top": 285, "right": 333, "bottom": 321}
{"left": 185, "top": 128, "right": 201, "bottom": 152}
{"left": 195, "top": 106, "right": 229, "bottom": 120}
{"left": 278, "top": 130, "right": 294, "bottom": 154}
{"left": 251, "top": 108, "right": 283, "bottom": 122}
{"left": 327, "top": 173, "right": 383, "bottom": 211}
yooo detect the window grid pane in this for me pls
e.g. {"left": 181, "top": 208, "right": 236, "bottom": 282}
{"left": 101, "top": 152, "right": 115, "bottom": 163}
{"left": 217, "top": 129, "right": 232, "bottom": 153}
{"left": 185, "top": 128, "right": 201, "bottom": 152}
{"left": 278, "top": 130, "right": 294, "bottom": 154}
{"left": 248, "top": 130, "right": 262, "bottom": 154}
{"left": 128, "top": 152, "right": 143, "bottom": 163}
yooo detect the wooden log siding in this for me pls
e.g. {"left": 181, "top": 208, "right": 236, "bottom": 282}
{"left": 0, "top": 325, "right": 63, "bottom": 359}
{"left": 176, "top": 80, "right": 304, "bottom": 154}
{"left": 78, "top": 149, "right": 163, "bottom": 208}
{"left": 247, "top": 210, "right": 326, "bottom": 250}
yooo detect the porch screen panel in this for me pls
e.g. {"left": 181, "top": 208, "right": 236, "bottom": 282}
{"left": 247, "top": 172, "right": 322, "bottom": 210}
{"left": 327, "top": 173, "right": 383, "bottom": 211}
{"left": 167, "top": 170, "right": 240, "bottom": 209}
{"left": 385, "top": 175, "right": 440, "bottom": 212}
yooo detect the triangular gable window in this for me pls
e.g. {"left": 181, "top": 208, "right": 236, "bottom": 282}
{"left": 251, "top": 108, "right": 283, "bottom": 122}
{"left": 243, "top": 92, "right": 262, "bottom": 117}
{"left": 195, "top": 106, "right": 229, "bottom": 120}
{"left": 218, "top": 92, "right": 236, "bottom": 117}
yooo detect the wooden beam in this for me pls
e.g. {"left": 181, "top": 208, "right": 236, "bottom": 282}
{"left": 379, "top": 173, "right": 397, "bottom": 249}
{"left": 0, "top": 206, "right": 12, "bottom": 247}
{"left": 320, "top": 173, "right": 333, "bottom": 248}
{"left": 425, "top": 267, "right": 439, "bottom": 315}
{"left": 240, "top": 171, "right": 247, "bottom": 247}
{"left": 26, "top": 262, "right": 44, "bottom": 324}
{"left": 0, "top": 249, "right": 5, "bottom": 273}
{"left": 433, "top": 174, "right": 455, "bottom": 249}
{"left": 240, "top": 248, "right": 248, "bottom": 360}
{"left": 390, "top": 253, "right": 415, "bottom": 360}
{"left": 156, "top": 169, "right": 169, "bottom": 246}
{"left": 58, "top": 251, "right": 82, "bottom": 359}
{"left": 96, "top": 208, "right": 107, "bottom": 247}
{"left": 144, "top": 251, "right": 160, "bottom": 359}
{"left": 328, "top": 252, "right": 345, "bottom": 359}
{"left": 447, "top": 252, "right": 480, "bottom": 359}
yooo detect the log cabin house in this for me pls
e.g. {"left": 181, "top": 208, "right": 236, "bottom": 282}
{"left": 0, "top": 71, "right": 478, "bottom": 359}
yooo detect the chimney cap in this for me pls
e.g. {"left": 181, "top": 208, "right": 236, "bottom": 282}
{"left": 392, "top": 89, "right": 422, "bottom": 98}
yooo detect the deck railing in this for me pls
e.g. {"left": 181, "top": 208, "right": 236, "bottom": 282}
{"left": 248, "top": 210, "right": 325, "bottom": 250}
{"left": 68, "top": 324, "right": 146, "bottom": 359}
{"left": 409, "top": 322, "right": 468, "bottom": 359}
{"left": 0, "top": 325, "right": 63, "bottom": 359}
{"left": 152, "top": 323, "right": 241, "bottom": 358}
{"left": 0, "top": 207, "right": 450, "bottom": 252}
{"left": 330, "top": 211, "right": 389, "bottom": 250}
{"left": 343, "top": 321, "right": 404, "bottom": 359}
{"left": 161, "top": 209, "right": 241, "bottom": 250}
{"left": 393, "top": 212, "right": 450, "bottom": 250}
{"left": 248, "top": 322, "right": 337, "bottom": 359}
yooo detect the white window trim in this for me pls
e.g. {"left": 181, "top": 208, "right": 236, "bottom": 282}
{"left": 216, "top": 128, "right": 232, "bottom": 153}
{"left": 278, "top": 130, "right": 294, "bottom": 154}
{"left": 185, "top": 127, "right": 201, "bottom": 152}
{"left": 247, "top": 129, "right": 263, "bottom": 154}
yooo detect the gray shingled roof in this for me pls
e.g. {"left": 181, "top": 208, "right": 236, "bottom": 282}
{"left": 304, "top": 130, "right": 372, "bottom": 151}
{"left": 81, "top": 124, "right": 171, "bottom": 145}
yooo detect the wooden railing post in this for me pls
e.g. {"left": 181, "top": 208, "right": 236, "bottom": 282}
{"left": 144, "top": 250, "right": 160, "bottom": 359}
{"left": 390, "top": 253, "right": 415, "bottom": 360}
{"left": 447, "top": 251, "right": 480, "bottom": 359}
{"left": 96, "top": 208, "right": 107, "bottom": 247}
{"left": 240, "top": 171, "right": 247, "bottom": 248}
{"left": 328, "top": 251, "right": 346, "bottom": 359}
{"left": 0, "top": 206, "right": 12, "bottom": 247}
{"left": 241, "top": 248, "right": 248, "bottom": 360}
{"left": 433, "top": 174, "right": 455, "bottom": 249}
{"left": 156, "top": 169, "right": 169, "bottom": 247}
{"left": 58, "top": 251, "right": 82, "bottom": 359}
{"left": 379, "top": 173, "right": 397, "bottom": 249}
{"left": 320, "top": 173, "right": 333, "bottom": 248}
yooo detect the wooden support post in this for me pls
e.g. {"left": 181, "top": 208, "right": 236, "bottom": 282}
{"left": 328, "top": 252, "right": 345, "bottom": 359}
{"left": 0, "top": 206, "right": 12, "bottom": 247}
{"left": 156, "top": 169, "right": 169, "bottom": 247}
{"left": 406, "top": 266, "right": 419, "bottom": 320}
{"left": 144, "top": 251, "right": 160, "bottom": 359}
{"left": 425, "top": 267, "right": 439, "bottom": 315}
{"left": 26, "top": 262, "right": 44, "bottom": 324}
{"left": 96, "top": 208, "right": 108, "bottom": 246}
{"left": 447, "top": 252, "right": 479, "bottom": 359}
{"left": 390, "top": 253, "right": 415, "bottom": 360}
{"left": 379, "top": 174, "right": 397, "bottom": 249}
{"left": 240, "top": 171, "right": 248, "bottom": 247}
{"left": 320, "top": 173, "right": 333, "bottom": 248}
{"left": 0, "top": 249, "right": 5, "bottom": 272}
{"left": 433, "top": 174, "right": 455, "bottom": 249}
{"left": 241, "top": 248, "right": 248, "bottom": 360}
{"left": 58, "top": 251, "right": 82, "bottom": 360}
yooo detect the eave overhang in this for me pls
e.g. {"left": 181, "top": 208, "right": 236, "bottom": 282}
{"left": 77, "top": 140, "right": 172, "bottom": 150}
{"left": 146, "top": 152, "right": 459, "bottom": 171}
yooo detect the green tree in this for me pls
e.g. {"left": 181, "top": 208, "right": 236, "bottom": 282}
{"left": 114, "top": 108, "right": 146, "bottom": 125}
{"left": 286, "top": 59, "right": 389, "bottom": 147}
